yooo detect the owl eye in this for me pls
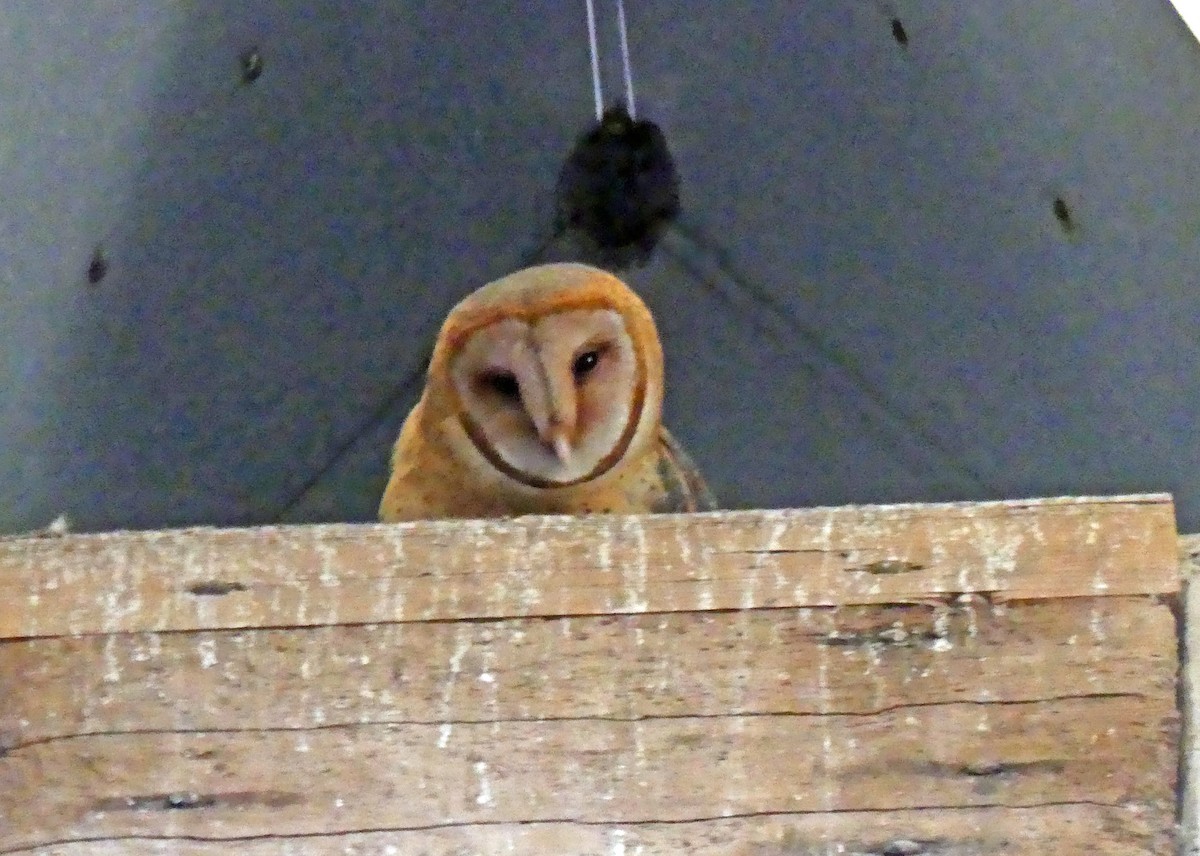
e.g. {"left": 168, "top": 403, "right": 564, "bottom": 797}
{"left": 482, "top": 371, "right": 520, "bottom": 400}
{"left": 573, "top": 349, "right": 601, "bottom": 381}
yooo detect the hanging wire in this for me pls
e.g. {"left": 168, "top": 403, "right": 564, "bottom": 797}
{"left": 585, "top": 0, "right": 604, "bottom": 121}
{"left": 585, "top": 0, "right": 637, "bottom": 119}
{"left": 615, "top": 0, "right": 636, "bottom": 117}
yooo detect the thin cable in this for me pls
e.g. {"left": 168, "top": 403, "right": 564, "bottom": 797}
{"left": 585, "top": 0, "right": 603, "bottom": 121}
{"left": 615, "top": 0, "right": 636, "bottom": 117}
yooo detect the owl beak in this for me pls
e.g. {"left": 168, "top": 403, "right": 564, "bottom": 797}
{"left": 549, "top": 431, "right": 572, "bottom": 464}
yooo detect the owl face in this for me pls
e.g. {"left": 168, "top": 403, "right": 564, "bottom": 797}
{"left": 448, "top": 306, "right": 645, "bottom": 488}
{"left": 425, "top": 263, "right": 664, "bottom": 493}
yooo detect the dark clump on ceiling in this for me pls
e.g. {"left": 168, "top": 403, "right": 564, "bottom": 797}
{"left": 552, "top": 105, "right": 680, "bottom": 269}
{"left": 86, "top": 247, "right": 108, "bottom": 285}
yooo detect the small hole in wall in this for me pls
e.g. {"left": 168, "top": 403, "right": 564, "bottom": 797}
{"left": 240, "top": 47, "right": 263, "bottom": 84}
{"left": 1052, "top": 196, "right": 1075, "bottom": 233}
{"left": 86, "top": 247, "right": 108, "bottom": 285}
{"left": 891, "top": 18, "right": 909, "bottom": 46}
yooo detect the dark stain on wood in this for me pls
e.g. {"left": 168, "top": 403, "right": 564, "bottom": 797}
{"left": 93, "top": 789, "right": 302, "bottom": 813}
{"left": 847, "top": 559, "right": 927, "bottom": 575}
{"left": 186, "top": 580, "right": 248, "bottom": 596}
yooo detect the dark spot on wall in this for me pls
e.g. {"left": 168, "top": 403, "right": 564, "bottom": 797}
{"left": 86, "top": 247, "right": 108, "bottom": 285}
{"left": 891, "top": 18, "right": 909, "bottom": 47}
{"left": 240, "top": 47, "right": 263, "bottom": 84}
{"left": 1052, "top": 196, "right": 1075, "bottom": 233}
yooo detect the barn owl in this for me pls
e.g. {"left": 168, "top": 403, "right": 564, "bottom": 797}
{"left": 378, "top": 263, "right": 715, "bottom": 521}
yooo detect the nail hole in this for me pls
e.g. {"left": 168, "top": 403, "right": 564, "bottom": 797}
{"left": 1052, "top": 196, "right": 1075, "bottom": 233}
{"left": 891, "top": 18, "right": 909, "bottom": 46}
{"left": 86, "top": 248, "right": 108, "bottom": 284}
{"left": 240, "top": 47, "right": 263, "bottom": 84}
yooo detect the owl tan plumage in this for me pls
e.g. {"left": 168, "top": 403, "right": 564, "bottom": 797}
{"left": 378, "top": 263, "right": 715, "bottom": 521}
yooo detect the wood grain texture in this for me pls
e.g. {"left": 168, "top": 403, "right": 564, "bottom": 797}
{"left": 0, "top": 698, "right": 1178, "bottom": 847}
{"left": 0, "top": 494, "right": 1178, "bottom": 639}
{"left": 0, "top": 599, "right": 1174, "bottom": 744}
{"left": 3, "top": 806, "right": 1176, "bottom": 856}
{"left": 0, "top": 496, "right": 1183, "bottom": 854}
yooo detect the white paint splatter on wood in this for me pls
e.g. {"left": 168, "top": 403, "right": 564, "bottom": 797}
{"left": 473, "top": 760, "right": 493, "bottom": 806}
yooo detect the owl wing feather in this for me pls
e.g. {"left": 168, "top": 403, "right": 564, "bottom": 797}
{"left": 651, "top": 427, "right": 718, "bottom": 513}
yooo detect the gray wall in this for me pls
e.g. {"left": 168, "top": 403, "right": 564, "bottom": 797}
{"left": 3, "top": 1, "right": 1200, "bottom": 532}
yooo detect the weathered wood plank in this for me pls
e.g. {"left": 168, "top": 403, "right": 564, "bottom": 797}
{"left": 0, "top": 598, "right": 1174, "bottom": 747}
{"left": 0, "top": 805, "right": 1173, "bottom": 856}
{"left": 0, "top": 497, "right": 1180, "bottom": 853}
{"left": 0, "top": 495, "right": 1177, "bottom": 638}
{"left": 1, "top": 595, "right": 1177, "bottom": 852}
{"left": 0, "top": 697, "right": 1177, "bottom": 851}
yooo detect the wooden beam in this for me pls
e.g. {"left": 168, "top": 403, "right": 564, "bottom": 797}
{"left": 0, "top": 493, "right": 1177, "bottom": 639}
{"left": 0, "top": 599, "right": 1174, "bottom": 743}
{"left": 0, "top": 495, "right": 1182, "bottom": 854}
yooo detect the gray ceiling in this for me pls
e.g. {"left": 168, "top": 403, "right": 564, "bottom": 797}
{"left": 3, "top": 1, "right": 1200, "bottom": 534}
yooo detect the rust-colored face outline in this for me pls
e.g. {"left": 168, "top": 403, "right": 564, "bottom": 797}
{"left": 451, "top": 306, "right": 649, "bottom": 490}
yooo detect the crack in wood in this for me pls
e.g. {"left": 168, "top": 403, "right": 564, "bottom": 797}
{"left": 5, "top": 590, "right": 1121, "bottom": 643}
{"left": 0, "top": 693, "right": 1148, "bottom": 755}
{"left": 727, "top": 548, "right": 830, "bottom": 556}
{"left": 847, "top": 560, "right": 928, "bottom": 575}
{"left": 950, "top": 760, "right": 1068, "bottom": 778}
{"left": 0, "top": 800, "right": 1134, "bottom": 855}
{"left": 725, "top": 550, "right": 929, "bottom": 576}
{"left": 819, "top": 627, "right": 949, "bottom": 648}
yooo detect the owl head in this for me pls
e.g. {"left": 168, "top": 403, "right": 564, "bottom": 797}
{"left": 422, "top": 263, "right": 664, "bottom": 491}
